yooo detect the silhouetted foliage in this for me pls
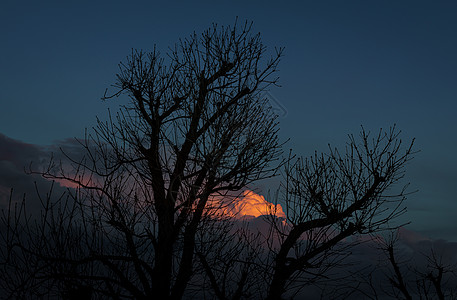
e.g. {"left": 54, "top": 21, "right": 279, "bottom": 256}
{"left": 180, "top": 126, "right": 416, "bottom": 300}
{"left": 329, "top": 230, "right": 457, "bottom": 300}
{"left": 379, "top": 233, "right": 457, "bottom": 299}
{"left": 261, "top": 126, "right": 415, "bottom": 299}
{"left": 0, "top": 21, "right": 429, "bottom": 300}
{"left": 1, "top": 21, "right": 283, "bottom": 299}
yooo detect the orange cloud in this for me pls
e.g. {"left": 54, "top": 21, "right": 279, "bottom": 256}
{"left": 48, "top": 180, "right": 286, "bottom": 221}
{"left": 218, "top": 190, "right": 286, "bottom": 219}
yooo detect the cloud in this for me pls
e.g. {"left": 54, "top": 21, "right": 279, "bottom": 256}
{"left": 2, "top": 132, "right": 456, "bottom": 298}
{"left": 0, "top": 133, "right": 76, "bottom": 211}
{"left": 0, "top": 133, "right": 46, "bottom": 169}
{"left": 219, "top": 190, "right": 286, "bottom": 219}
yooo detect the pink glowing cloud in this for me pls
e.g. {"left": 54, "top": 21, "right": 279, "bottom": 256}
{"left": 216, "top": 190, "right": 286, "bottom": 219}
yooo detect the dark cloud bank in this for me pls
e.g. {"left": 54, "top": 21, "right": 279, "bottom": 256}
{"left": 0, "top": 133, "right": 82, "bottom": 211}
{"left": 1, "top": 133, "right": 456, "bottom": 298}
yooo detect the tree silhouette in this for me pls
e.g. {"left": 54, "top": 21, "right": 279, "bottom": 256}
{"left": 316, "top": 230, "right": 457, "bottom": 299}
{"left": 378, "top": 233, "right": 457, "bottom": 299}
{"left": 263, "top": 127, "right": 415, "bottom": 299}
{"left": 0, "top": 22, "right": 422, "bottom": 300}
{"left": 1, "top": 21, "right": 283, "bottom": 299}
{"left": 190, "top": 127, "right": 416, "bottom": 299}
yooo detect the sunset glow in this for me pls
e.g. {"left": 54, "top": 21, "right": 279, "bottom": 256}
{"left": 54, "top": 178, "right": 82, "bottom": 189}
{"left": 52, "top": 178, "right": 285, "bottom": 220}
{"left": 221, "top": 190, "right": 286, "bottom": 219}
{"left": 52, "top": 175, "right": 98, "bottom": 189}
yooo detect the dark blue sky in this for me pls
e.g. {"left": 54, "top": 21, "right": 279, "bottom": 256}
{"left": 1, "top": 1, "right": 456, "bottom": 240}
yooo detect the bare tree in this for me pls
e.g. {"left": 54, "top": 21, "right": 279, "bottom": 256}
{"left": 317, "top": 227, "right": 457, "bottom": 300}
{"left": 264, "top": 127, "right": 415, "bottom": 299}
{"left": 380, "top": 233, "right": 457, "bottom": 300}
{"left": 191, "top": 127, "right": 417, "bottom": 300}
{"left": 0, "top": 20, "right": 427, "bottom": 300}
{"left": 0, "top": 21, "right": 283, "bottom": 299}
{"left": 193, "top": 219, "right": 266, "bottom": 300}
{"left": 383, "top": 236, "right": 413, "bottom": 300}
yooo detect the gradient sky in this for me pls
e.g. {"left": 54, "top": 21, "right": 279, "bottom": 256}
{"left": 1, "top": 1, "right": 456, "bottom": 241}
